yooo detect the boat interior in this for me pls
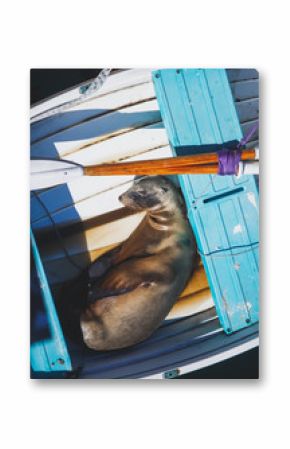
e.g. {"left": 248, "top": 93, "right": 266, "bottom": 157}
{"left": 30, "top": 68, "right": 259, "bottom": 378}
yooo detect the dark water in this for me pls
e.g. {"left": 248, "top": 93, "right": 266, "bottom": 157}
{"left": 30, "top": 69, "right": 102, "bottom": 105}
{"left": 177, "top": 348, "right": 259, "bottom": 379}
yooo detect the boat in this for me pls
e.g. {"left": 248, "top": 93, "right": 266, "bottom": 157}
{"left": 30, "top": 68, "right": 259, "bottom": 378}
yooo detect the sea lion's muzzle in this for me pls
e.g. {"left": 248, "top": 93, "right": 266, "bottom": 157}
{"left": 119, "top": 191, "right": 144, "bottom": 209}
{"left": 119, "top": 190, "right": 160, "bottom": 210}
{"left": 118, "top": 192, "right": 135, "bottom": 207}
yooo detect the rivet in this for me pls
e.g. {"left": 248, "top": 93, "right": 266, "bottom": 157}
{"left": 227, "top": 327, "right": 232, "bottom": 333}
{"left": 155, "top": 73, "right": 160, "bottom": 78}
{"left": 246, "top": 318, "right": 251, "bottom": 324}
{"left": 176, "top": 69, "right": 181, "bottom": 74}
{"left": 57, "top": 358, "right": 65, "bottom": 365}
{"left": 163, "top": 368, "right": 180, "bottom": 379}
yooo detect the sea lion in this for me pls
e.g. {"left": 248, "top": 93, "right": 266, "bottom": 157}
{"left": 80, "top": 176, "right": 197, "bottom": 350}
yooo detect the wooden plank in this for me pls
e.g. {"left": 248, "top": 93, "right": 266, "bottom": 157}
{"left": 235, "top": 98, "right": 259, "bottom": 124}
{"left": 227, "top": 69, "right": 258, "bottom": 82}
{"left": 31, "top": 80, "right": 156, "bottom": 143}
{"left": 31, "top": 99, "right": 162, "bottom": 159}
{"left": 153, "top": 69, "right": 243, "bottom": 149}
{"left": 246, "top": 139, "right": 259, "bottom": 149}
{"left": 67, "top": 122, "right": 168, "bottom": 166}
{"left": 180, "top": 265, "right": 209, "bottom": 296}
{"left": 167, "top": 289, "right": 214, "bottom": 320}
{"left": 230, "top": 79, "right": 259, "bottom": 102}
{"left": 31, "top": 69, "right": 153, "bottom": 119}
{"left": 204, "top": 70, "right": 243, "bottom": 143}
{"left": 30, "top": 231, "right": 72, "bottom": 372}
{"left": 241, "top": 119, "right": 259, "bottom": 142}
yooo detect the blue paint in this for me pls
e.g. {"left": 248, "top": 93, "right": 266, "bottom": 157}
{"left": 31, "top": 109, "right": 108, "bottom": 143}
{"left": 30, "top": 185, "right": 78, "bottom": 223}
{"left": 153, "top": 69, "right": 259, "bottom": 334}
{"left": 30, "top": 230, "right": 72, "bottom": 373}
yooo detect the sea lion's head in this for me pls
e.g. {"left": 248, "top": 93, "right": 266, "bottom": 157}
{"left": 118, "top": 176, "right": 184, "bottom": 212}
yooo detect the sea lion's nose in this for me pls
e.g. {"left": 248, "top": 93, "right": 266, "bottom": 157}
{"left": 118, "top": 194, "right": 124, "bottom": 202}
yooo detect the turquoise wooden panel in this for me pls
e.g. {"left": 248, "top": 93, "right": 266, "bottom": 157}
{"left": 153, "top": 69, "right": 242, "bottom": 150}
{"left": 30, "top": 230, "right": 72, "bottom": 373}
{"left": 153, "top": 68, "right": 259, "bottom": 334}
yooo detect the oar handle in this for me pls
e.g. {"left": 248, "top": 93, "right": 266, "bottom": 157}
{"left": 83, "top": 149, "right": 256, "bottom": 176}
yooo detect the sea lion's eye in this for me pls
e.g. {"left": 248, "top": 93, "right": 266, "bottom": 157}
{"left": 161, "top": 186, "right": 169, "bottom": 193}
{"left": 138, "top": 189, "right": 147, "bottom": 196}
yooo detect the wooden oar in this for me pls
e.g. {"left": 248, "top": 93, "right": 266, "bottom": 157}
{"left": 84, "top": 149, "right": 257, "bottom": 175}
{"left": 30, "top": 149, "right": 259, "bottom": 190}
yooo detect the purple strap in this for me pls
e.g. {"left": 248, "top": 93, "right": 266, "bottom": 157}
{"left": 237, "top": 123, "right": 258, "bottom": 149}
{"left": 218, "top": 122, "right": 258, "bottom": 175}
{"left": 218, "top": 149, "right": 241, "bottom": 175}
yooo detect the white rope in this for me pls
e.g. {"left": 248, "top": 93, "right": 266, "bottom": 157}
{"left": 30, "top": 68, "right": 111, "bottom": 124}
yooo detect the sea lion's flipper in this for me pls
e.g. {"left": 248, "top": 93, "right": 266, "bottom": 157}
{"left": 87, "top": 265, "right": 153, "bottom": 303}
{"left": 88, "top": 245, "right": 122, "bottom": 280}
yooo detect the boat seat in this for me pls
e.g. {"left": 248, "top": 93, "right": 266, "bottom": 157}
{"left": 30, "top": 231, "right": 72, "bottom": 374}
{"left": 153, "top": 69, "right": 259, "bottom": 334}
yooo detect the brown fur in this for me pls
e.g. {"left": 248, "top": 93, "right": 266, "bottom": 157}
{"left": 80, "top": 176, "right": 197, "bottom": 350}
